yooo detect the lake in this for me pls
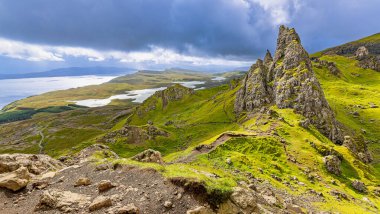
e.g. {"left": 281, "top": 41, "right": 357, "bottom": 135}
{"left": 73, "top": 81, "right": 206, "bottom": 107}
{"left": 0, "top": 76, "right": 118, "bottom": 109}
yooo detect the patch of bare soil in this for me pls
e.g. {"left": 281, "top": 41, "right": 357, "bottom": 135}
{"left": 0, "top": 163, "right": 208, "bottom": 214}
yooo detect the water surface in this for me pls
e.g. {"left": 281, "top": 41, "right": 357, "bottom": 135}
{"left": 0, "top": 76, "right": 117, "bottom": 109}
{"left": 73, "top": 81, "right": 206, "bottom": 107}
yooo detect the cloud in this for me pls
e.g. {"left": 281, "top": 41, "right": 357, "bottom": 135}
{"left": 0, "top": 0, "right": 379, "bottom": 72}
{"left": 0, "top": 37, "right": 252, "bottom": 68}
{"left": 249, "top": 0, "right": 302, "bottom": 25}
{"left": 0, "top": 38, "right": 63, "bottom": 62}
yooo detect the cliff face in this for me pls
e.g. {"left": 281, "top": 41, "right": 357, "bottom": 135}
{"left": 235, "top": 26, "right": 343, "bottom": 144}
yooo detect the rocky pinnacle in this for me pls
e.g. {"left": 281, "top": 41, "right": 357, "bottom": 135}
{"left": 235, "top": 25, "right": 343, "bottom": 144}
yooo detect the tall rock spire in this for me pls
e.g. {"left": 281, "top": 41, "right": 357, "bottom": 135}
{"left": 235, "top": 26, "right": 343, "bottom": 144}
{"left": 263, "top": 50, "right": 273, "bottom": 68}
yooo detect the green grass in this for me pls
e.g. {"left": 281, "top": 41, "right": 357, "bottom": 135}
{"left": 0, "top": 105, "right": 85, "bottom": 124}
{"left": 312, "top": 55, "right": 380, "bottom": 175}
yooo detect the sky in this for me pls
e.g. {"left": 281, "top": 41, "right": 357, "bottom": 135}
{"left": 0, "top": 0, "right": 379, "bottom": 74}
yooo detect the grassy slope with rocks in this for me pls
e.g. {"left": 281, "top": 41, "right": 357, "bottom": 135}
{"left": 0, "top": 31, "right": 379, "bottom": 213}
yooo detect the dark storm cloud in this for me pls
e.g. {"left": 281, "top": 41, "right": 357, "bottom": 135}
{"left": 0, "top": 0, "right": 378, "bottom": 61}
{"left": 0, "top": 0, "right": 279, "bottom": 60}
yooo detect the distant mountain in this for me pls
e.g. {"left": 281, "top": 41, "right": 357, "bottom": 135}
{"left": 0, "top": 66, "right": 135, "bottom": 80}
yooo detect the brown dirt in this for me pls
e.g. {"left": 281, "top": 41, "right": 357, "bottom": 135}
{"left": 0, "top": 162, "right": 208, "bottom": 214}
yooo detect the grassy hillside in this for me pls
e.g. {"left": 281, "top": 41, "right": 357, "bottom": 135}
{"left": 313, "top": 55, "right": 380, "bottom": 173}
{"left": 0, "top": 53, "right": 379, "bottom": 212}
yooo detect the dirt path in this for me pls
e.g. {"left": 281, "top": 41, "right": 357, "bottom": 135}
{"left": 173, "top": 132, "right": 257, "bottom": 164}
{"left": 173, "top": 119, "right": 282, "bottom": 164}
{"left": 38, "top": 131, "right": 45, "bottom": 154}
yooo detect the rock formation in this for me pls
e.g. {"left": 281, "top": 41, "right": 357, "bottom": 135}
{"left": 156, "top": 84, "right": 195, "bottom": 108}
{"left": 323, "top": 155, "right": 341, "bottom": 176}
{"left": 0, "top": 154, "right": 63, "bottom": 174}
{"left": 355, "top": 46, "right": 380, "bottom": 71}
{"left": 0, "top": 166, "right": 31, "bottom": 191}
{"left": 356, "top": 46, "right": 370, "bottom": 60}
{"left": 311, "top": 57, "right": 341, "bottom": 76}
{"left": 132, "top": 149, "right": 163, "bottom": 164}
{"left": 35, "top": 189, "right": 90, "bottom": 212}
{"left": 0, "top": 154, "right": 64, "bottom": 191}
{"left": 235, "top": 25, "right": 343, "bottom": 143}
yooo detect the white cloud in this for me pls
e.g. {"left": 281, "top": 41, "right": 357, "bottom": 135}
{"left": 0, "top": 38, "right": 64, "bottom": 61}
{"left": 249, "top": 0, "right": 302, "bottom": 25}
{"left": 0, "top": 37, "right": 252, "bottom": 68}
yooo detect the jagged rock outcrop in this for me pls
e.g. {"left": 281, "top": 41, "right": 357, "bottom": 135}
{"left": 0, "top": 154, "right": 64, "bottom": 191}
{"left": 0, "top": 154, "right": 63, "bottom": 174}
{"left": 235, "top": 59, "right": 272, "bottom": 112}
{"left": 235, "top": 25, "right": 343, "bottom": 144}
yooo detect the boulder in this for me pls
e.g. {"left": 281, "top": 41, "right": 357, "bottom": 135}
{"left": 164, "top": 200, "right": 173, "bottom": 208}
{"left": 186, "top": 206, "right": 214, "bottom": 214}
{"left": 32, "top": 180, "right": 49, "bottom": 190}
{"left": 351, "top": 180, "right": 367, "bottom": 193}
{"left": 116, "top": 203, "right": 140, "bottom": 214}
{"left": 355, "top": 46, "right": 369, "bottom": 60}
{"left": 286, "top": 204, "right": 305, "bottom": 213}
{"left": 75, "top": 177, "right": 92, "bottom": 187}
{"left": 0, "top": 166, "right": 31, "bottom": 191}
{"left": 35, "top": 189, "right": 90, "bottom": 212}
{"left": 230, "top": 187, "right": 258, "bottom": 213}
{"left": 330, "top": 190, "right": 348, "bottom": 200}
{"left": 98, "top": 180, "right": 116, "bottom": 192}
{"left": 323, "top": 155, "right": 341, "bottom": 175}
{"left": 89, "top": 196, "right": 112, "bottom": 212}
{"left": 131, "top": 149, "right": 163, "bottom": 164}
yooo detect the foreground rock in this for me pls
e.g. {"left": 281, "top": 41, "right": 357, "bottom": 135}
{"left": 0, "top": 154, "right": 63, "bottom": 174}
{"left": 0, "top": 166, "right": 31, "bottom": 191}
{"left": 186, "top": 206, "right": 214, "bottom": 214}
{"left": 74, "top": 177, "right": 92, "bottom": 187}
{"left": 131, "top": 149, "right": 163, "bottom": 164}
{"left": 109, "top": 203, "right": 140, "bottom": 214}
{"left": 89, "top": 195, "right": 112, "bottom": 211}
{"left": 35, "top": 189, "right": 90, "bottom": 212}
{"left": 230, "top": 187, "right": 258, "bottom": 213}
{"left": 98, "top": 180, "right": 116, "bottom": 192}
